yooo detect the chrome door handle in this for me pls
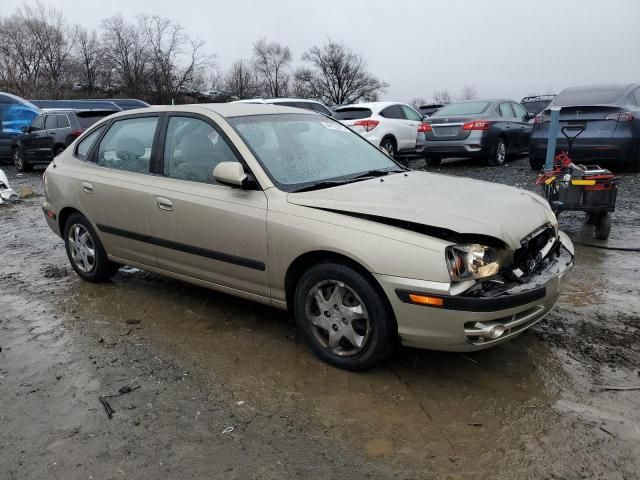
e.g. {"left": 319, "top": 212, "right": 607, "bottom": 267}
{"left": 81, "top": 181, "right": 94, "bottom": 193}
{"left": 156, "top": 197, "right": 173, "bottom": 211}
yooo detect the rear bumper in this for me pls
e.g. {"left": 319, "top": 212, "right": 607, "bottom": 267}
{"left": 376, "top": 232, "right": 574, "bottom": 352}
{"left": 530, "top": 136, "right": 636, "bottom": 164}
{"left": 423, "top": 131, "right": 488, "bottom": 157}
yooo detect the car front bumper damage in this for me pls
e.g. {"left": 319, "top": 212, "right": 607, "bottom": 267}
{"left": 376, "top": 231, "right": 575, "bottom": 351}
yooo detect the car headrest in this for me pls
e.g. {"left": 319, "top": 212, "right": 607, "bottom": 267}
{"left": 115, "top": 137, "right": 146, "bottom": 161}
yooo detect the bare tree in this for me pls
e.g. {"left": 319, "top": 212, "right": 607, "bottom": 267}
{"left": 73, "top": 27, "right": 102, "bottom": 94}
{"left": 225, "top": 59, "right": 259, "bottom": 99}
{"left": 297, "top": 40, "right": 388, "bottom": 105}
{"left": 101, "top": 15, "right": 150, "bottom": 97}
{"left": 20, "top": 2, "right": 75, "bottom": 97}
{"left": 409, "top": 97, "right": 427, "bottom": 110}
{"left": 140, "top": 15, "right": 214, "bottom": 103}
{"left": 252, "top": 38, "right": 291, "bottom": 98}
{"left": 458, "top": 85, "right": 478, "bottom": 101}
{"left": 433, "top": 89, "right": 453, "bottom": 104}
{"left": 0, "top": 14, "right": 45, "bottom": 96}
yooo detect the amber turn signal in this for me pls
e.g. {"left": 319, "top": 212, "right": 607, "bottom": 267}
{"left": 408, "top": 294, "right": 444, "bottom": 307}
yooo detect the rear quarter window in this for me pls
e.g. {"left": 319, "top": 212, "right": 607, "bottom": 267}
{"left": 75, "top": 126, "right": 105, "bottom": 160}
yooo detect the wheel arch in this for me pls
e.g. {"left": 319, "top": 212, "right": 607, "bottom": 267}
{"left": 58, "top": 206, "right": 82, "bottom": 234}
{"left": 380, "top": 134, "right": 397, "bottom": 149}
{"left": 284, "top": 250, "right": 397, "bottom": 329}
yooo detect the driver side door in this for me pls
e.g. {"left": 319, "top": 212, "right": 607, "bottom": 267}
{"left": 148, "top": 113, "right": 269, "bottom": 298}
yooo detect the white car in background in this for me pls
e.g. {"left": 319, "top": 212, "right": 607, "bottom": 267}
{"left": 233, "top": 98, "right": 333, "bottom": 116}
{"left": 333, "top": 102, "right": 427, "bottom": 157}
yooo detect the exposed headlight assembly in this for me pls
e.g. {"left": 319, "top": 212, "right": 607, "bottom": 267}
{"left": 446, "top": 244, "right": 503, "bottom": 281}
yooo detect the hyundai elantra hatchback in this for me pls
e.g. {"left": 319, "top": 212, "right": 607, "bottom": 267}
{"left": 42, "top": 103, "right": 574, "bottom": 370}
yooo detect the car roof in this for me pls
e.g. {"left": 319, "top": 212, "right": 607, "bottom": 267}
{"left": 233, "top": 97, "right": 326, "bottom": 105}
{"left": 334, "top": 101, "right": 408, "bottom": 112}
{"left": 559, "top": 83, "right": 636, "bottom": 93}
{"left": 106, "top": 103, "right": 319, "bottom": 119}
{"left": 41, "top": 108, "right": 113, "bottom": 113}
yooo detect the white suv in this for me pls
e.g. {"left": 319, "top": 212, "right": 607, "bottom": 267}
{"left": 233, "top": 98, "right": 333, "bottom": 116}
{"left": 334, "top": 102, "right": 426, "bottom": 156}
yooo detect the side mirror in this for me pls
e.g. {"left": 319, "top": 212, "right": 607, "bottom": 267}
{"left": 527, "top": 112, "right": 536, "bottom": 120}
{"left": 213, "top": 162, "right": 248, "bottom": 188}
{"left": 21, "top": 125, "right": 30, "bottom": 133}
{"left": 421, "top": 115, "right": 429, "bottom": 121}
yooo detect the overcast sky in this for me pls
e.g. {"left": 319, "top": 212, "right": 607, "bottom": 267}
{"left": 4, "top": 0, "right": 640, "bottom": 102}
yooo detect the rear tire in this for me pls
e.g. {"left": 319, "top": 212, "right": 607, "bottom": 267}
{"left": 380, "top": 137, "right": 396, "bottom": 157}
{"left": 63, "top": 213, "right": 119, "bottom": 283}
{"left": 54, "top": 146, "right": 65, "bottom": 157}
{"left": 13, "top": 148, "right": 32, "bottom": 172}
{"left": 424, "top": 155, "right": 442, "bottom": 167}
{"left": 488, "top": 138, "right": 507, "bottom": 166}
{"left": 293, "top": 262, "right": 396, "bottom": 371}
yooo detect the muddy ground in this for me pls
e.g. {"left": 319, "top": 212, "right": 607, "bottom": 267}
{"left": 0, "top": 156, "right": 638, "bottom": 479}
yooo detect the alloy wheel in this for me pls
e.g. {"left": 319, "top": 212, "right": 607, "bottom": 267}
{"left": 496, "top": 140, "right": 506, "bottom": 164}
{"left": 13, "top": 150, "right": 24, "bottom": 170}
{"left": 68, "top": 223, "right": 96, "bottom": 273}
{"left": 304, "top": 280, "right": 371, "bottom": 357}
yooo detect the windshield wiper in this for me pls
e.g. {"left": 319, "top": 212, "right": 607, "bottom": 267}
{"left": 351, "top": 168, "right": 404, "bottom": 180}
{"left": 293, "top": 180, "right": 353, "bottom": 193}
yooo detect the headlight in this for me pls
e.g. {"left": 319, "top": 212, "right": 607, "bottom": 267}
{"left": 445, "top": 244, "right": 503, "bottom": 281}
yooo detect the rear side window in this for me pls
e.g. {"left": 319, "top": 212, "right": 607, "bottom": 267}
{"left": 163, "top": 116, "right": 238, "bottom": 184}
{"left": 96, "top": 117, "right": 158, "bottom": 174}
{"left": 498, "top": 103, "right": 514, "bottom": 117}
{"left": 76, "top": 126, "right": 105, "bottom": 160}
{"left": 77, "top": 111, "right": 113, "bottom": 128}
{"left": 380, "top": 105, "right": 404, "bottom": 119}
{"left": 45, "top": 115, "right": 57, "bottom": 130}
{"left": 401, "top": 105, "right": 422, "bottom": 121}
{"left": 333, "top": 108, "right": 372, "bottom": 120}
{"left": 555, "top": 87, "right": 626, "bottom": 106}
{"left": 56, "top": 115, "right": 70, "bottom": 129}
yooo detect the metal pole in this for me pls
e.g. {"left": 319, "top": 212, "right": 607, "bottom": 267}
{"left": 544, "top": 106, "right": 561, "bottom": 171}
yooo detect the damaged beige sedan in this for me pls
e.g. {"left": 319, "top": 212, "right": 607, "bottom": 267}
{"left": 42, "top": 104, "right": 574, "bottom": 370}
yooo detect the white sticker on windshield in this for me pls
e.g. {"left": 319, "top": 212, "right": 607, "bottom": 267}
{"left": 321, "top": 121, "right": 349, "bottom": 132}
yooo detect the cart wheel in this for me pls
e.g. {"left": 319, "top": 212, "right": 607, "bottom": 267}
{"left": 585, "top": 212, "right": 596, "bottom": 225}
{"left": 594, "top": 213, "right": 612, "bottom": 240}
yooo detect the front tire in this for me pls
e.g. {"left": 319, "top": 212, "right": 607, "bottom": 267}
{"left": 13, "top": 148, "right": 32, "bottom": 172}
{"left": 293, "top": 263, "right": 396, "bottom": 371}
{"left": 424, "top": 154, "right": 442, "bottom": 167}
{"left": 63, "top": 213, "right": 119, "bottom": 282}
{"left": 488, "top": 138, "right": 507, "bottom": 166}
{"left": 594, "top": 213, "right": 612, "bottom": 240}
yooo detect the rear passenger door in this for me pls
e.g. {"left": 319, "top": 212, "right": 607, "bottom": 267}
{"left": 380, "top": 104, "right": 411, "bottom": 150}
{"left": 76, "top": 114, "right": 160, "bottom": 267}
{"left": 149, "top": 113, "right": 269, "bottom": 298}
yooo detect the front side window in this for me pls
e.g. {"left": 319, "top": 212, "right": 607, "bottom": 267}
{"left": 31, "top": 116, "right": 45, "bottom": 131}
{"left": 230, "top": 113, "right": 400, "bottom": 191}
{"left": 96, "top": 116, "right": 158, "bottom": 173}
{"left": 57, "top": 114, "right": 70, "bottom": 129}
{"left": 401, "top": 105, "right": 422, "bottom": 121}
{"left": 163, "top": 116, "right": 238, "bottom": 184}
{"left": 76, "top": 126, "right": 105, "bottom": 160}
{"left": 512, "top": 103, "right": 529, "bottom": 122}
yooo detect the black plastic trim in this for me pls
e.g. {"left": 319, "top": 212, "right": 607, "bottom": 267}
{"left": 396, "top": 286, "right": 547, "bottom": 312}
{"left": 96, "top": 224, "right": 265, "bottom": 271}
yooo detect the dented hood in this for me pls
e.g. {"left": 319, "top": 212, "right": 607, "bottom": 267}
{"left": 287, "top": 171, "right": 554, "bottom": 249}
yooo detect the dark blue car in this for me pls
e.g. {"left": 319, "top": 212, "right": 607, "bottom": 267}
{"left": 529, "top": 83, "right": 640, "bottom": 172}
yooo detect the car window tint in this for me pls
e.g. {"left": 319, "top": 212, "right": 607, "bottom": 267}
{"left": 401, "top": 105, "right": 422, "bottom": 121}
{"left": 306, "top": 103, "right": 332, "bottom": 115}
{"left": 380, "top": 105, "right": 404, "bottom": 119}
{"left": 512, "top": 103, "right": 529, "bottom": 122}
{"left": 498, "top": 103, "right": 514, "bottom": 118}
{"left": 45, "top": 115, "right": 57, "bottom": 130}
{"left": 56, "top": 114, "right": 70, "bottom": 129}
{"left": 96, "top": 117, "right": 158, "bottom": 174}
{"left": 31, "top": 116, "right": 45, "bottom": 131}
{"left": 76, "top": 126, "right": 105, "bottom": 160}
{"left": 432, "top": 102, "right": 490, "bottom": 116}
{"left": 163, "top": 116, "right": 238, "bottom": 184}
{"left": 555, "top": 86, "right": 626, "bottom": 106}
{"left": 333, "top": 108, "right": 372, "bottom": 120}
